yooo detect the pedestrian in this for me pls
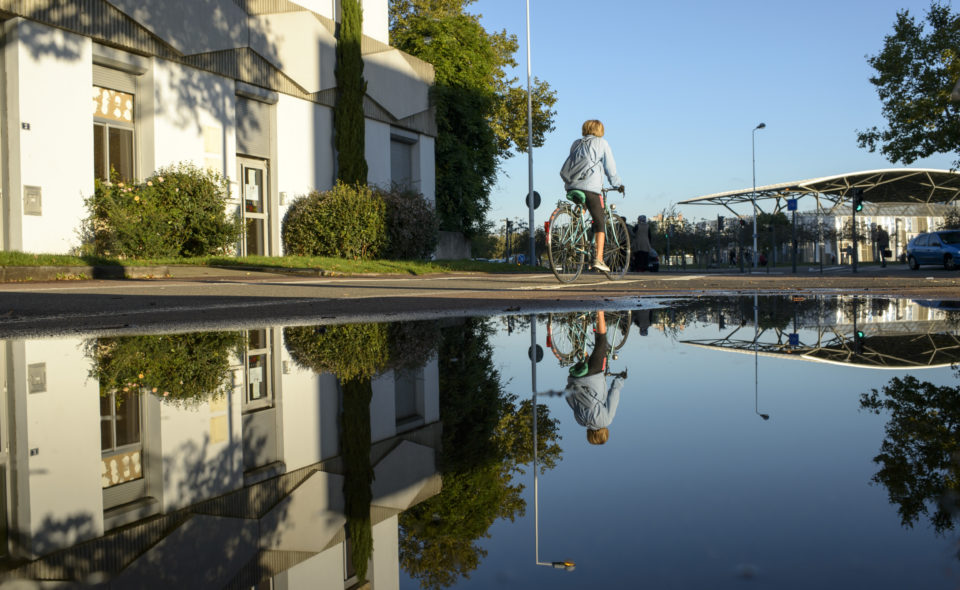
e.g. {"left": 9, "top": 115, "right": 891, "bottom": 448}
{"left": 631, "top": 215, "right": 652, "bottom": 272}
{"left": 876, "top": 225, "right": 890, "bottom": 268}
{"left": 563, "top": 311, "right": 628, "bottom": 445}
{"left": 559, "top": 119, "right": 623, "bottom": 273}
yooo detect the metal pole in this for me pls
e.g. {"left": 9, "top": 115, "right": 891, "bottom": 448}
{"left": 752, "top": 123, "right": 765, "bottom": 268}
{"left": 526, "top": 0, "right": 535, "bottom": 267}
{"left": 792, "top": 209, "right": 797, "bottom": 273}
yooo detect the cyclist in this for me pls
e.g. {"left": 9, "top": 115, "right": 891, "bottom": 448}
{"left": 563, "top": 311, "right": 628, "bottom": 445}
{"left": 562, "top": 119, "right": 624, "bottom": 272}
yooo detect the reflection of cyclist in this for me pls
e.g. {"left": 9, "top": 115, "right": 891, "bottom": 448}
{"left": 562, "top": 120, "right": 623, "bottom": 273}
{"left": 564, "top": 311, "right": 628, "bottom": 445}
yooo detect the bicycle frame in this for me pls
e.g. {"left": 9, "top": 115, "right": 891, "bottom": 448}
{"left": 547, "top": 187, "right": 630, "bottom": 282}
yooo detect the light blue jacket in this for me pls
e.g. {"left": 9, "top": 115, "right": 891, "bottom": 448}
{"left": 564, "top": 373, "right": 625, "bottom": 430}
{"left": 563, "top": 135, "right": 622, "bottom": 194}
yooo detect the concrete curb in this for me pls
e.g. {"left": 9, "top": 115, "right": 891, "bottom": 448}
{"left": 0, "top": 264, "right": 348, "bottom": 282}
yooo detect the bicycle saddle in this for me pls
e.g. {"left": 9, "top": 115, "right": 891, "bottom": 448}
{"left": 568, "top": 361, "right": 589, "bottom": 377}
{"left": 565, "top": 190, "right": 586, "bottom": 205}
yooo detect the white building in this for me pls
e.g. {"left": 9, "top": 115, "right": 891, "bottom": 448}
{"left": 0, "top": 326, "right": 441, "bottom": 587}
{"left": 0, "top": 0, "right": 435, "bottom": 256}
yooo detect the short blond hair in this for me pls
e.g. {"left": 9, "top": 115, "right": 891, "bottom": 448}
{"left": 587, "top": 428, "right": 609, "bottom": 445}
{"left": 582, "top": 120, "right": 605, "bottom": 137}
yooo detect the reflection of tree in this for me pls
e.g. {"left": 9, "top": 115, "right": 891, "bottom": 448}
{"left": 861, "top": 373, "right": 960, "bottom": 534}
{"left": 399, "top": 319, "right": 562, "bottom": 589}
{"left": 284, "top": 320, "right": 439, "bottom": 582}
{"left": 284, "top": 321, "right": 439, "bottom": 380}
{"left": 86, "top": 332, "right": 242, "bottom": 406}
{"left": 342, "top": 377, "right": 374, "bottom": 583}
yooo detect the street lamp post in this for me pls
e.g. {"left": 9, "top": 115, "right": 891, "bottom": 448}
{"left": 754, "top": 292, "right": 770, "bottom": 420}
{"left": 532, "top": 325, "right": 575, "bottom": 572}
{"left": 752, "top": 123, "right": 766, "bottom": 269}
{"left": 525, "top": 0, "right": 536, "bottom": 267}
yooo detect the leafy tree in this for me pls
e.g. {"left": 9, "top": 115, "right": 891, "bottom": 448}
{"left": 857, "top": 2, "right": 960, "bottom": 168}
{"left": 390, "top": 0, "right": 557, "bottom": 237}
{"left": 860, "top": 371, "right": 960, "bottom": 534}
{"left": 335, "top": 0, "right": 369, "bottom": 184}
{"left": 399, "top": 319, "right": 562, "bottom": 589}
{"left": 939, "top": 206, "right": 960, "bottom": 229}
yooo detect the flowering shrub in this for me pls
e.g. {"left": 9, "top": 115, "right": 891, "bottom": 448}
{"left": 84, "top": 163, "right": 241, "bottom": 258}
{"left": 87, "top": 332, "right": 243, "bottom": 407}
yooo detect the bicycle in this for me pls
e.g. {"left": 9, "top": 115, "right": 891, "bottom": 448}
{"left": 546, "top": 310, "right": 632, "bottom": 367}
{"left": 546, "top": 187, "right": 630, "bottom": 283}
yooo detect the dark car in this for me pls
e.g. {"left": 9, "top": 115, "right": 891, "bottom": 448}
{"left": 906, "top": 230, "right": 960, "bottom": 270}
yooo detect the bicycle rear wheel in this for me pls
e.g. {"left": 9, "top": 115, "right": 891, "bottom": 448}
{"left": 603, "top": 215, "right": 630, "bottom": 280}
{"left": 548, "top": 207, "right": 585, "bottom": 283}
{"left": 605, "top": 311, "right": 632, "bottom": 352}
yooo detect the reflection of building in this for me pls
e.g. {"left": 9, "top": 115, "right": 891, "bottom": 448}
{"left": 681, "top": 297, "right": 960, "bottom": 369}
{"left": 0, "top": 326, "right": 441, "bottom": 587}
{"left": 0, "top": 0, "right": 435, "bottom": 256}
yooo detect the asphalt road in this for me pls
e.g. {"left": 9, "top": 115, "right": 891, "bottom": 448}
{"left": 4, "top": 264, "right": 960, "bottom": 337}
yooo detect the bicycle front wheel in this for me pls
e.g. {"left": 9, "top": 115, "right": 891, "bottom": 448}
{"left": 603, "top": 215, "right": 631, "bottom": 280}
{"left": 548, "top": 207, "right": 585, "bottom": 283}
{"left": 548, "top": 312, "right": 588, "bottom": 365}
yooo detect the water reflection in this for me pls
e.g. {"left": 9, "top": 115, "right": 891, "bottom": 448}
{"left": 399, "top": 318, "right": 561, "bottom": 590}
{"left": 4, "top": 296, "right": 960, "bottom": 587}
{"left": 861, "top": 369, "right": 960, "bottom": 537}
{"left": 0, "top": 321, "right": 447, "bottom": 588}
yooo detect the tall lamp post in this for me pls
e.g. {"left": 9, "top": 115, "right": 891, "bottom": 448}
{"left": 753, "top": 292, "right": 770, "bottom": 420}
{"left": 752, "top": 122, "right": 766, "bottom": 269}
{"left": 525, "top": 0, "right": 535, "bottom": 266}
{"left": 532, "top": 324, "right": 575, "bottom": 572}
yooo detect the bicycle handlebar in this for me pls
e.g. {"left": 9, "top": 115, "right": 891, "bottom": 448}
{"left": 602, "top": 186, "right": 625, "bottom": 196}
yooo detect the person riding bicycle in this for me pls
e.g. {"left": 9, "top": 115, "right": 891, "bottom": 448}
{"left": 563, "top": 311, "right": 628, "bottom": 445}
{"left": 561, "top": 120, "right": 623, "bottom": 273}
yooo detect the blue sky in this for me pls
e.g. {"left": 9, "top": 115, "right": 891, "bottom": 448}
{"left": 474, "top": 0, "right": 957, "bottom": 226}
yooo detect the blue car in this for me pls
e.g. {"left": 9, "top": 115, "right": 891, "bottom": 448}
{"left": 906, "top": 230, "right": 960, "bottom": 270}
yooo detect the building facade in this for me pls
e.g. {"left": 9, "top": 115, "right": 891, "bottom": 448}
{"left": 0, "top": 0, "right": 436, "bottom": 256}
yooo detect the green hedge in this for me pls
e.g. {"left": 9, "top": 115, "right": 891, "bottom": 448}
{"left": 282, "top": 182, "right": 437, "bottom": 260}
{"left": 283, "top": 321, "right": 439, "bottom": 381}
{"left": 84, "top": 163, "right": 241, "bottom": 259}
{"left": 380, "top": 185, "right": 439, "bottom": 260}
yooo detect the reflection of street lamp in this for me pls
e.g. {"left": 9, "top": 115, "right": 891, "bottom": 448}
{"left": 532, "top": 318, "right": 575, "bottom": 572}
{"left": 752, "top": 122, "right": 766, "bottom": 269}
{"left": 754, "top": 293, "right": 770, "bottom": 420}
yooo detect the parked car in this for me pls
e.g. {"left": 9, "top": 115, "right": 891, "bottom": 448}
{"left": 906, "top": 230, "right": 960, "bottom": 270}
{"left": 648, "top": 248, "right": 660, "bottom": 272}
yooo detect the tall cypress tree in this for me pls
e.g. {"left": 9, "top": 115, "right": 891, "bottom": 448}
{"left": 335, "top": 0, "right": 369, "bottom": 184}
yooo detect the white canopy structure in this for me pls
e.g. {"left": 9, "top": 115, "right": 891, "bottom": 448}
{"left": 678, "top": 168, "right": 960, "bottom": 217}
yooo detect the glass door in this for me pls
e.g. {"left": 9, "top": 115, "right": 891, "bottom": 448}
{"left": 239, "top": 159, "right": 268, "bottom": 256}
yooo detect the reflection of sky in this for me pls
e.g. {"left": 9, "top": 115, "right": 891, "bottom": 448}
{"left": 415, "top": 307, "right": 960, "bottom": 589}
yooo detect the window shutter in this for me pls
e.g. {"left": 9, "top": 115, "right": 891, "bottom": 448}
{"left": 236, "top": 98, "right": 271, "bottom": 158}
{"left": 93, "top": 65, "right": 136, "bottom": 94}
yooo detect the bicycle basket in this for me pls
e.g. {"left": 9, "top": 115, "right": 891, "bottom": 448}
{"left": 565, "top": 190, "right": 586, "bottom": 205}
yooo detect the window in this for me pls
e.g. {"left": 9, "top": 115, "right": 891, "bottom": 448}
{"left": 391, "top": 130, "right": 418, "bottom": 190}
{"left": 395, "top": 367, "right": 425, "bottom": 430}
{"left": 101, "top": 391, "right": 145, "bottom": 508}
{"left": 93, "top": 85, "right": 135, "bottom": 182}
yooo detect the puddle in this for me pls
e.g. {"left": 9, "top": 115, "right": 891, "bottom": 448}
{"left": 3, "top": 295, "right": 960, "bottom": 588}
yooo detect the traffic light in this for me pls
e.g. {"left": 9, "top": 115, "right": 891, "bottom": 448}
{"left": 854, "top": 329, "right": 865, "bottom": 355}
{"left": 852, "top": 188, "right": 864, "bottom": 212}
